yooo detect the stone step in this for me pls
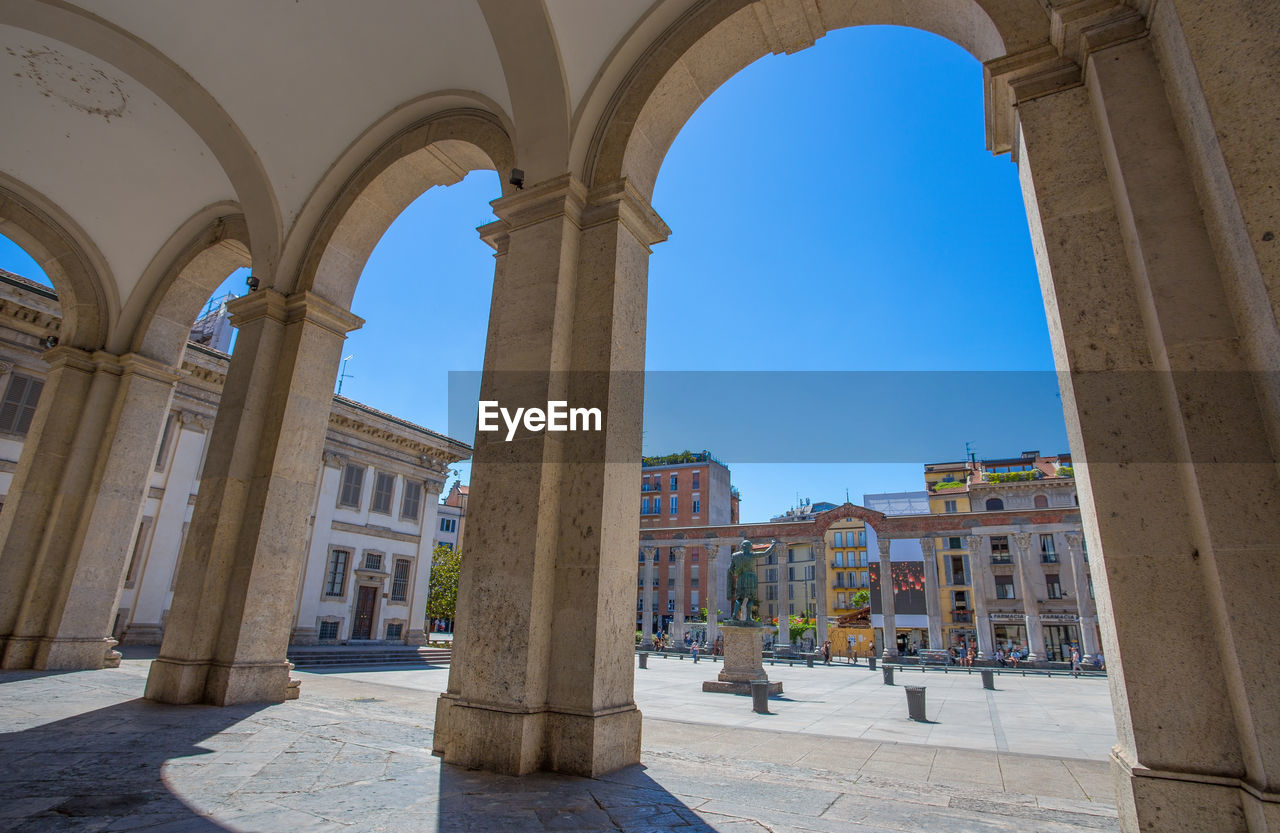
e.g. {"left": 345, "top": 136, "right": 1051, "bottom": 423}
{"left": 287, "top": 647, "right": 452, "bottom": 667}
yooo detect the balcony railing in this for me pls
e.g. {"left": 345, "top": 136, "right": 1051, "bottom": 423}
{"left": 951, "top": 611, "right": 973, "bottom": 623}
{"left": 991, "top": 555, "right": 1012, "bottom": 564}
{"left": 950, "top": 573, "right": 967, "bottom": 585}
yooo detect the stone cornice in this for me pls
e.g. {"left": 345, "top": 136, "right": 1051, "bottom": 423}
{"left": 328, "top": 410, "right": 466, "bottom": 470}
{"left": 490, "top": 173, "right": 589, "bottom": 235}
{"left": 331, "top": 519, "right": 421, "bottom": 544}
{"left": 583, "top": 179, "right": 670, "bottom": 248}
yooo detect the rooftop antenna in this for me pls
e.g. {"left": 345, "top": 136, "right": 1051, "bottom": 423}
{"left": 965, "top": 441, "right": 976, "bottom": 464}
{"left": 336, "top": 354, "right": 355, "bottom": 396}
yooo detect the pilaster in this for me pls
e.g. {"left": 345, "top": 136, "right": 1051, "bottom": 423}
{"left": 877, "top": 538, "right": 896, "bottom": 658}
{"left": 919, "top": 537, "right": 942, "bottom": 651}
{"left": 965, "top": 535, "right": 994, "bottom": 659}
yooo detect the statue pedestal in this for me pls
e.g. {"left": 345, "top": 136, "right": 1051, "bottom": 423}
{"left": 702, "top": 623, "right": 783, "bottom": 696}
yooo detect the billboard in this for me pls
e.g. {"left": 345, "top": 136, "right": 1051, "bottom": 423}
{"left": 868, "top": 561, "right": 928, "bottom": 616}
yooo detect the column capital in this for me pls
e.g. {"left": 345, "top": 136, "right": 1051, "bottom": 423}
{"left": 424, "top": 478, "right": 446, "bottom": 496}
{"left": 1012, "top": 532, "right": 1034, "bottom": 553}
{"left": 322, "top": 451, "right": 346, "bottom": 469}
{"left": 642, "top": 546, "right": 657, "bottom": 561}
{"left": 179, "top": 410, "right": 213, "bottom": 432}
{"left": 114, "top": 352, "right": 183, "bottom": 385}
{"left": 919, "top": 537, "right": 936, "bottom": 557}
{"left": 671, "top": 545, "right": 686, "bottom": 560}
{"left": 491, "top": 173, "right": 589, "bottom": 233}
{"left": 1064, "top": 531, "right": 1084, "bottom": 553}
{"left": 583, "top": 179, "right": 670, "bottom": 248}
{"left": 227, "top": 289, "right": 364, "bottom": 337}
{"left": 877, "top": 538, "right": 891, "bottom": 559}
{"left": 42, "top": 344, "right": 99, "bottom": 374}
{"left": 964, "top": 534, "right": 984, "bottom": 554}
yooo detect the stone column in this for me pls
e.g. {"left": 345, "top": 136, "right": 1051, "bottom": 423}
{"left": 128, "top": 412, "right": 211, "bottom": 644}
{"left": 145, "top": 289, "right": 363, "bottom": 705}
{"left": 704, "top": 543, "right": 720, "bottom": 644}
{"left": 0, "top": 348, "right": 180, "bottom": 670}
{"left": 965, "top": 535, "right": 993, "bottom": 660}
{"left": 812, "top": 539, "right": 828, "bottom": 643}
{"left": 773, "top": 540, "right": 788, "bottom": 650}
{"left": 434, "top": 176, "right": 668, "bottom": 778}
{"left": 640, "top": 547, "right": 655, "bottom": 649}
{"left": 1011, "top": 533, "right": 1043, "bottom": 662}
{"left": 877, "top": 537, "right": 897, "bottom": 658}
{"left": 671, "top": 546, "right": 686, "bottom": 642}
{"left": 405, "top": 478, "right": 446, "bottom": 646}
{"left": 1063, "top": 532, "right": 1097, "bottom": 661}
{"left": 920, "top": 538, "right": 942, "bottom": 651}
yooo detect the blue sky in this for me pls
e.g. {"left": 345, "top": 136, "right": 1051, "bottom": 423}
{"left": 0, "top": 25, "right": 1066, "bottom": 522}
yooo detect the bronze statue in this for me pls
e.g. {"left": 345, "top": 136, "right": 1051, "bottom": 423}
{"left": 726, "top": 538, "right": 775, "bottom": 624}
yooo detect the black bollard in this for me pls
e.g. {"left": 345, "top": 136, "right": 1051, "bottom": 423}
{"left": 868, "top": 655, "right": 877, "bottom": 671}
{"left": 981, "top": 669, "right": 995, "bottom": 690}
{"left": 638, "top": 652, "right": 648, "bottom": 669}
{"left": 883, "top": 665, "right": 894, "bottom": 685}
{"left": 750, "top": 680, "right": 770, "bottom": 714}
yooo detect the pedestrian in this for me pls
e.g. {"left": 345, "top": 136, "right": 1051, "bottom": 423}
{"left": 966, "top": 647, "right": 976, "bottom": 668}
{"left": 1095, "top": 649, "right": 1105, "bottom": 671}
{"left": 822, "top": 640, "right": 832, "bottom": 665}
{"left": 1009, "top": 647, "right": 1020, "bottom": 668}
{"left": 1070, "top": 646, "right": 1083, "bottom": 677}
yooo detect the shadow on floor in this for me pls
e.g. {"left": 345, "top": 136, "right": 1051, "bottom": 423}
{"left": 0, "top": 697, "right": 266, "bottom": 832}
{"left": 435, "top": 762, "right": 718, "bottom": 833}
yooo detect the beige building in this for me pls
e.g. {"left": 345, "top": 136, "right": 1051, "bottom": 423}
{"left": 0, "top": 6, "right": 1275, "bottom": 831}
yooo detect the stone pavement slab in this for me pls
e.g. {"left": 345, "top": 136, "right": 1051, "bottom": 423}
{"left": 0, "top": 658, "right": 1119, "bottom": 832}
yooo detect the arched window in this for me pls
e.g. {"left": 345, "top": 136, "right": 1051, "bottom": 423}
{"left": 1033, "top": 494, "right": 1048, "bottom": 509}
{"left": 986, "top": 498, "right": 1004, "bottom": 511}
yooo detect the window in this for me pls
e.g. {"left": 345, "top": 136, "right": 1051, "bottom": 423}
{"left": 670, "top": 474, "right": 677, "bottom": 490}
{"left": 948, "top": 536, "right": 962, "bottom": 550}
{"left": 986, "top": 498, "right": 1005, "bottom": 511}
{"left": 637, "top": 596, "right": 643, "bottom": 610}
{"left": 667, "top": 577, "right": 674, "bottom": 587}
{"left": 439, "top": 517, "right": 457, "bottom": 533}
{"left": 339, "top": 464, "right": 365, "bottom": 508}
{"left": 787, "top": 548, "right": 794, "bottom": 563}
{"left": 364, "top": 552, "right": 383, "bottom": 571}
{"left": 690, "top": 590, "right": 698, "bottom": 608}
{"left": 690, "top": 565, "right": 699, "bottom": 587}
{"left": 371, "top": 472, "right": 395, "bottom": 514}
{"left": 995, "top": 576, "right": 1015, "bottom": 599}
{"left": 318, "top": 621, "right": 339, "bottom": 640}
{"left": 154, "top": 412, "right": 176, "bottom": 471}
{"left": 638, "top": 550, "right": 645, "bottom": 563}
{"left": 788, "top": 585, "right": 794, "bottom": 599}
{"left": 834, "top": 531, "right": 844, "bottom": 547}
{"left": 835, "top": 573, "right": 845, "bottom": 588}
{"left": 641, "top": 497, "right": 650, "bottom": 514}
{"left": 991, "top": 535, "right": 1011, "bottom": 563}
{"left": 668, "top": 550, "right": 676, "bottom": 562}
{"left": 953, "top": 590, "right": 968, "bottom": 610}
{"left": 667, "top": 598, "right": 674, "bottom": 612}
{"left": 385, "top": 622, "right": 403, "bottom": 640}
{"left": 669, "top": 495, "right": 677, "bottom": 514}
{"left": 1041, "top": 534, "right": 1058, "bottom": 562}
{"left": 401, "top": 480, "right": 422, "bottom": 521}
{"left": 1046, "top": 573, "right": 1063, "bottom": 599}
{"left": 944, "top": 500, "right": 957, "bottom": 513}
{"left": 692, "top": 471, "right": 700, "bottom": 489}
{"left": 837, "top": 592, "right": 846, "bottom": 608}
{"left": 637, "top": 574, "right": 644, "bottom": 586}
{"left": 833, "top": 552, "right": 843, "bottom": 568}
{"left": 1034, "top": 494, "right": 1049, "bottom": 508}
{"left": 857, "top": 531, "right": 866, "bottom": 547}
{"left": 788, "top": 566, "right": 795, "bottom": 581}
{"left": 390, "top": 558, "right": 411, "bottom": 601}
{"left": 0, "top": 373, "right": 43, "bottom": 436}
{"left": 692, "top": 498, "right": 700, "bottom": 514}
{"left": 325, "top": 550, "right": 349, "bottom": 597}
{"left": 805, "top": 565, "right": 815, "bottom": 581}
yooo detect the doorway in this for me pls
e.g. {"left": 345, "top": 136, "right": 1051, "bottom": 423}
{"left": 352, "top": 585, "right": 378, "bottom": 640}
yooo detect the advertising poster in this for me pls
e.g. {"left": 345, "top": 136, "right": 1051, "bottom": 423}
{"left": 869, "top": 560, "right": 927, "bottom": 615}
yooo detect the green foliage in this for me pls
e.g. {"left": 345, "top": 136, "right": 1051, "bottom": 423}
{"left": 1056, "top": 466, "right": 1074, "bottom": 478}
{"left": 642, "top": 449, "right": 711, "bottom": 467}
{"left": 788, "top": 613, "right": 817, "bottom": 643}
{"left": 985, "top": 470, "right": 1038, "bottom": 483}
{"left": 426, "top": 544, "right": 461, "bottom": 621}
{"left": 933, "top": 480, "right": 965, "bottom": 490}
{"left": 851, "top": 588, "right": 871, "bottom": 609}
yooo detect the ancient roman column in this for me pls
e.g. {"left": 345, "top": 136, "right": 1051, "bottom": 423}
{"left": 965, "top": 535, "right": 993, "bottom": 660}
{"left": 877, "top": 537, "right": 897, "bottom": 658}
{"left": 640, "top": 547, "right": 655, "bottom": 649}
{"left": 811, "top": 539, "right": 828, "bottom": 643}
{"left": 0, "top": 348, "right": 180, "bottom": 670}
{"left": 146, "top": 289, "right": 363, "bottom": 706}
{"left": 919, "top": 537, "right": 942, "bottom": 651}
{"left": 671, "top": 546, "right": 686, "bottom": 642}
{"left": 773, "top": 540, "right": 789, "bottom": 650}
{"left": 1063, "top": 532, "right": 1097, "bottom": 661}
{"left": 1011, "top": 532, "right": 1043, "bottom": 662}
{"left": 704, "top": 542, "right": 721, "bottom": 644}
{"left": 405, "top": 478, "right": 447, "bottom": 646}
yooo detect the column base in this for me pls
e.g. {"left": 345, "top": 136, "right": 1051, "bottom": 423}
{"left": 405, "top": 628, "right": 428, "bottom": 646}
{"left": 146, "top": 656, "right": 297, "bottom": 705}
{"left": 1112, "top": 750, "right": 1266, "bottom": 832}
{"left": 433, "top": 694, "right": 641, "bottom": 777}
{"left": 289, "top": 627, "right": 319, "bottom": 646}
{"left": 0, "top": 635, "right": 119, "bottom": 670}
{"left": 122, "top": 623, "right": 165, "bottom": 645}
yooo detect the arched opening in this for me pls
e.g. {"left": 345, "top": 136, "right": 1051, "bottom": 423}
{"left": 985, "top": 498, "right": 1005, "bottom": 511}
{"left": 1034, "top": 494, "right": 1049, "bottom": 509}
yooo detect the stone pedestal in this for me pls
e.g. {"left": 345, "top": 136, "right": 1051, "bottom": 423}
{"left": 702, "top": 623, "right": 782, "bottom": 696}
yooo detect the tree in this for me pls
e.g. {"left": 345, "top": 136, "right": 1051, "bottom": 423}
{"left": 851, "top": 588, "right": 871, "bottom": 609}
{"left": 426, "top": 543, "right": 461, "bottom": 622}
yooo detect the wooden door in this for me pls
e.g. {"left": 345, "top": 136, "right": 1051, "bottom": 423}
{"left": 353, "top": 585, "right": 377, "bottom": 639}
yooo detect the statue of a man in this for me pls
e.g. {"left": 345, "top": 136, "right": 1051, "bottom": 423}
{"left": 727, "top": 538, "right": 769, "bottom": 624}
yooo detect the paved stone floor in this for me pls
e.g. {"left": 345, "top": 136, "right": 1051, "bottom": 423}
{"left": 0, "top": 655, "right": 1120, "bottom": 832}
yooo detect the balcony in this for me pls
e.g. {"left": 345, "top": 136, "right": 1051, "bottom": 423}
{"left": 991, "top": 555, "right": 1012, "bottom": 565}
{"left": 951, "top": 610, "right": 973, "bottom": 623}
{"left": 950, "top": 573, "right": 967, "bottom": 585}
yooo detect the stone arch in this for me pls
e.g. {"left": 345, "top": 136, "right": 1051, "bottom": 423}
{"left": 578, "top": 0, "right": 1055, "bottom": 197}
{"left": 1034, "top": 493, "right": 1049, "bottom": 508}
{"left": 985, "top": 497, "right": 1005, "bottom": 511}
{"left": 286, "top": 109, "right": 516, "bottom": 307}
{"left": 118, "top": 204, "right": 251, "bottom": 366}
{"left": 0, "top": 174, "right": 113, "bottom": 350}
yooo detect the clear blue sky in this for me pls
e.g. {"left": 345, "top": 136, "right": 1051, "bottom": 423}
{"left": 0, "top": 25, "right": 1066, "bottom": 522}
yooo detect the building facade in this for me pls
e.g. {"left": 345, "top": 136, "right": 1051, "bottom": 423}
{"left": 434, "top": 482, "right": 468, "bottom": 551}
{"left": 636, "top": 451, "right": 735, "bottom": 644}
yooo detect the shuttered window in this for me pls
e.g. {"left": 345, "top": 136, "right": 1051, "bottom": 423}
{"left": 0, "top": 373, "right": 43, "bottom": 436}
{"left": 371, "top": 471, "right": 395, "bottom": 514}
{"left": 338, "top": 464, "right": 364, "bottom": 508}
{"left": 400, "top": 481, "right": 421, "bottom": 521}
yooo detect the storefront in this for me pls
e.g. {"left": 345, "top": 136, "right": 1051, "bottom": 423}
{"left": 1040, "top": 614, "right": 1081, "bottom": 661}
{"left": 990, "top": 613, "right": 1028, "bottom": 653}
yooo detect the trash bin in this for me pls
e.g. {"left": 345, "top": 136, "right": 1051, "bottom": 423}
{"left": 868, "top": 655, "right": 877, "bottom": 671}
{"left": 750, "top": 680, "right": 770, "bottom": 714}
{"left": 981, "top": 669, "right": 995, "bottom": 690}
{"left": 905, "top": 685, "right": 927, "bottom": 721}
{"left": 638, "top": 652, "right": 648, "bottom": 669}
{"left": 805, "top": 653, "right": 815, "bottom": 668}
{"left": 882, "top": 665, "right": 894, "bottom": 685}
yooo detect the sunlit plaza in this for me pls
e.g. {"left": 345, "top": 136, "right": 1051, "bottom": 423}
{"left": 0, "top": 652, "right": 1117, "bottom": 832}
